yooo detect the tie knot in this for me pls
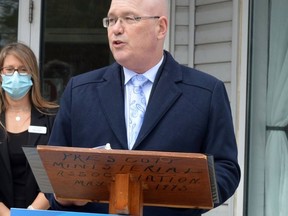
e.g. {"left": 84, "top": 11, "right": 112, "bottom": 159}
{"left": 131, "top": 75, "right": 148, "bottom": 87}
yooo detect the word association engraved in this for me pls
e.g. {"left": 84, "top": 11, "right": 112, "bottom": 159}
{"left": 50, "top": 152, "right": 204, "bottom": 192}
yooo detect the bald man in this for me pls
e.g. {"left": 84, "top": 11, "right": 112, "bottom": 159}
{"left": 47, "top": 0, "right": 240, "bottom": 215}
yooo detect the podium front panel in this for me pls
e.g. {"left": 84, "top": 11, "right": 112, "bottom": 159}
{"left": 34, "top": 146, "right": 217, "bottom": 209}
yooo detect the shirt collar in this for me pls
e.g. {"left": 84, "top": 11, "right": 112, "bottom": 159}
{"left": 123, "top": 56, "right": 164, "bottom": 85}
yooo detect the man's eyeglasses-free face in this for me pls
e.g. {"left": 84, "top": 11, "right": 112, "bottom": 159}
{"left": 103, "top": 16, "right": 160, "bottom": 28}
{"left": 0, "top": 66, "right": 29, "bottom": 76}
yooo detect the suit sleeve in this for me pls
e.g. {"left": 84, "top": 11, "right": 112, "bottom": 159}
{"left": 203, "top": 80, "right": 241, "bottom": 205}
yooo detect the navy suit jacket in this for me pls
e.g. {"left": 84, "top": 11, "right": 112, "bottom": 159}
{"left": 48, "top": 51, "right": 240, "bottom": 216}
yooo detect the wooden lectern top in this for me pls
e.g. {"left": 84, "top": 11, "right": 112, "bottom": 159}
{"left": 35, "top": 145, "right": 218, "bottom": 210}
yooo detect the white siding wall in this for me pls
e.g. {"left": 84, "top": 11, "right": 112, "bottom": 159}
{"left": 170, "top": 0, "right": 237, "bottom": 215}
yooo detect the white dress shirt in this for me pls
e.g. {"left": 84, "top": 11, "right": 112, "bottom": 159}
{"left": 123, "top": 56, "right": 164, "bottom": 149}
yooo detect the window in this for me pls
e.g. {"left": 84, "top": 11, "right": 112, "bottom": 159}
{"left": 0, "top": 0, "right": 18, "bottom": 49}
{"left": 40, "top": 0, "right": 111, "bottom": 102}
{"left": 247, "top": 0, "right": 288, "bottom": 215}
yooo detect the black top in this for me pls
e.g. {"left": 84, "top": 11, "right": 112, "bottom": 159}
{"left": 0, "top": 107, "right": 57, "bottom": 208}
{"left": 7, "top": 130, "right": 29, "bottom": 208}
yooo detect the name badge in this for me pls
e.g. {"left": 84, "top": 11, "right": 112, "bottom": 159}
{"left": 28, "top": 126, "right": 47, "bottom": 134}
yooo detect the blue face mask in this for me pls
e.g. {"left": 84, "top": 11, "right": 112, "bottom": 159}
{"left": 1, "top": 72, "right": 33, "bottom": 100}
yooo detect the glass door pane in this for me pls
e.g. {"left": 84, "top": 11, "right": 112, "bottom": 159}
{"left": 0, "top": 0, "right": 18, "bottom": 49}
{"left": 246, "top": 0, "right": 269, "bottom": 215}
{"left": 41, "top": 0, "right": 111, "bottom": 102}
{"left": 247, "top": 0, "right": 288, "bottom": 215}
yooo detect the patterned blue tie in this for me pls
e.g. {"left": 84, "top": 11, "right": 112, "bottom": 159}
{"left": 128, "top": 75, "right": 149, "bottom": 149}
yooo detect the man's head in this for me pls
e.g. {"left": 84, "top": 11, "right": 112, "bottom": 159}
{"left": 105, "top": 0, "right": 168, "bottom": 73}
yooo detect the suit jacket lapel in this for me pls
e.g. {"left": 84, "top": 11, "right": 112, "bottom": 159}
{"left": 28, "top": 107, "right": 46, "bottom": 147}
{"left": 134, "top": 53, "right": 183, "bottom": 148}
{"left": 97, "top": 64, "right": 128, "bottom": 149}
{"left": 96, "top": 54, "right": 183, "bottom": 149}
{"left": 0, "top": 112, "right": 12, "bottom": 176}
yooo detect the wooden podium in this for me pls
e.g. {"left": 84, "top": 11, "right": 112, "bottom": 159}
{"left": 24, "top": 146, "right": 218, "bottom": 216}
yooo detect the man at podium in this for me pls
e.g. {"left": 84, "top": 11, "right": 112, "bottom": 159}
{"left": 45, "top": 0, "right": 241, "bottom": 215}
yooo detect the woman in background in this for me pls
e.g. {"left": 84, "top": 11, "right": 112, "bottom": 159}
{"left": 0, "top": 42, "right": 58, "bottom": 215}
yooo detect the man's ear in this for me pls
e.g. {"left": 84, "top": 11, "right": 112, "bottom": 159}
{"left": 157, "top": 16, "right": 168, "bottom": 40}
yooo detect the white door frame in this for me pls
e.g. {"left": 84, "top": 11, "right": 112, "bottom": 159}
{"left": 18, "top": 0, "right": 41, "bottom": 62}
{"left": 235, "top": 0, "right": 249, "bottom": 215}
